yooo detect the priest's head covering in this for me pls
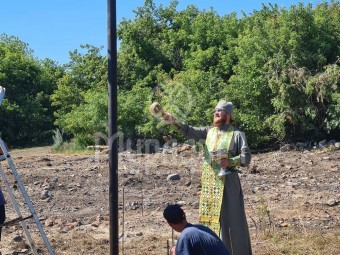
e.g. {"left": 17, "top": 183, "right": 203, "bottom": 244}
{"left": 215, "top": 100, "right": 233, "bottom": 115}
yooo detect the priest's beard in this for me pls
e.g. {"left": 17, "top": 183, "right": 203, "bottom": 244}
{"left": 213, "top": 115, "right": 227, "bottom": 127}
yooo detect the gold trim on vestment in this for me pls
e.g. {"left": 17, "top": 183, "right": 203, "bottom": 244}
{"left": 198, "top": 126, "right": 234, "bottom": 235}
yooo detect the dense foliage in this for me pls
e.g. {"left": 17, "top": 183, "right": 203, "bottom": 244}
{"left": 1, "top": 0, "right": 339, "bottom": 149}
{"left": 116, "top": 0, "right": 340, "bottom": 148}
{"left": 0, "top": 35, "right": 63, "bottom": 146}
{"left": 51, "top": 45, "right": 108, "bottom": 148}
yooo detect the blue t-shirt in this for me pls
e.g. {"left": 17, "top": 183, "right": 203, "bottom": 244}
{"left": 175, "top": 223, "right": 229, "bottom": 255}
{"left": 0, "top": 188, "right": 5, "bottom": 205}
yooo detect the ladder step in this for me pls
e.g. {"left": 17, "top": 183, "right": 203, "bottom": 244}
{"left": 1, "top": 215, "right": 34, "bottom": 227}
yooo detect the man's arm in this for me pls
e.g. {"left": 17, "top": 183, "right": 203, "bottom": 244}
{"left": 178, "top": 123, "right": 209, "bottom": 142}
{"left": 220, "top": 130, "right": 251, "bottom": 168}
{"left": 163, "top": 112, "right": 209, "bottom": 142}
{"left": 229, "top": 131, "right": 251, "bottom": 167}
{"left": 175, "top": 238, "right": 192, "bottom": 255}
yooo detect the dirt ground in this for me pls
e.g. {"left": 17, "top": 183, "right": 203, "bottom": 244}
{"left": 0, "top": 145, "right": 339, "bottom": 255}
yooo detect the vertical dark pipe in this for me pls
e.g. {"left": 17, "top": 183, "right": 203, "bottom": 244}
{"left": 107, "top": 0, "right": 118, "bottom": 254}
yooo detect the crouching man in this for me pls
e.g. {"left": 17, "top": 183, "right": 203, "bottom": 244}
{"left": 163, "top": 204, "right": 229, "bottom": 255}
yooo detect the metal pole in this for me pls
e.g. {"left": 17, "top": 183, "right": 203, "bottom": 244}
{"left": 108, "top": 0, "right": 118, "bottom": 254}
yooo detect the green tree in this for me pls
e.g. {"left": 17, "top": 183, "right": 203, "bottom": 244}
{"left": 51, "top": 44, "right": 107, "bottom": 147}
{"left": 228, "top": 2, "right": 340, "bottom": 147}
{"left": 52, "top": 0, "right": 340, "bottom": 150}
{"left": 0, "top": 34, "right": 62, "bottom": 146}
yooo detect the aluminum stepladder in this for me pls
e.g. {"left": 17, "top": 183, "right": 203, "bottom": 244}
{"left": 0, "top": 86, "right": 54, "bottom": 254}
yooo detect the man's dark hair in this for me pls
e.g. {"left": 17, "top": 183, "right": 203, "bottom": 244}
{"left": 163, "top": 204, "right": 186, "bottom": 224}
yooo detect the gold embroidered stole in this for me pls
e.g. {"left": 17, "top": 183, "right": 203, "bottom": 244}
{"left": 198, "top": 126, "right": 234, "bottom": 235}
